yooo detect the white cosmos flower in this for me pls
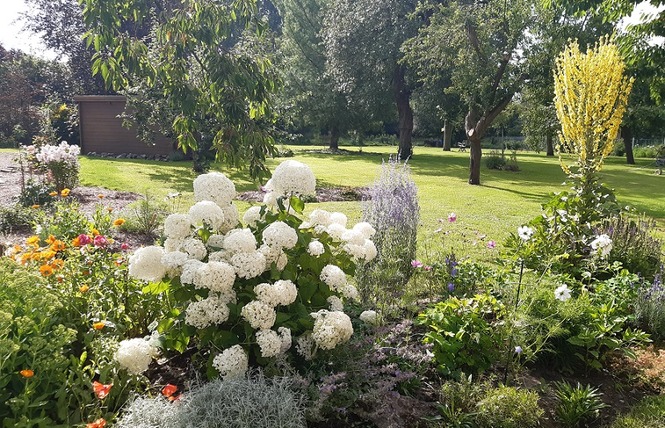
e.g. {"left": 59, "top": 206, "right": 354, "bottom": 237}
{"left": 554, "top": 284, "right": 572, "bottom": 302}
{"left": 590, "top": 234, "right": 613, "bottom": 258}
{"left": 517, "top": 225, "right": 534, "bottom": 241}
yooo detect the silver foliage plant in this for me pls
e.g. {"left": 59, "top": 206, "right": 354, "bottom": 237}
{"left": 358, "top": 156, "right": 419, "bottom": 309}
{"left": 115, "top": 373, "right": 305, "bottom": 428}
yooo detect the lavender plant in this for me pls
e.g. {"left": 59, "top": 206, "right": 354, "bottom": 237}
{"left": 635, "top": 270, "right": 665, "bottom": 340}
{"left": 357, "top": 157, "right": 419, "bottom": 310}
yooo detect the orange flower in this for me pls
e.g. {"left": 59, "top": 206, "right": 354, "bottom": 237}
{"left": 39, "top": 264, "right": 54, "bottom": 276}
{"left": 50, "top": 259, "right": 64, "bottom": 270}
{"left": 79, "top": 284, "right": 90, "bottom": 293}
{"left": 162, "top": 384, "right": 178, "bottom": 398}
{"left": 20, "top": 369, "right": 34, "bottom": 378}
{"left": 46, "top": 235, "right": 56, "bottom": 245}
{"left": 51, "top": 240, "right": 66, "bottom": 252}
{"left": 113, "top": 218, "right": 125, "bottom": 227}
{"left": 48, "top": 191, "right": 58, "bottom": 197}
{"left": 86, "top": 418, "right": 106, "bottom": 428}
{"left": 31, "top": 204, "right": 40, "bottom": 209}
{"left": 97, "top": 194, "right": 105, "bottom": 199}
{"left": 91, "top": 228, "right": 100, "bottom": 236}
{"left": 93, "top": 381, "right": 113, "bottom": 399}
{"left": 72, "top": 236, "right": 81, "bottom": 247}
{"left": 92, "top": 321, "right": 105, "bottom": 330}
{"left": 26, "top": 236, "right": 39, "bottom": 246}
{"left": 40, "top": 250, "right": 56, "bottom": 260}
{"left": 60, "top": 188, "right": 70, "bottom": 197}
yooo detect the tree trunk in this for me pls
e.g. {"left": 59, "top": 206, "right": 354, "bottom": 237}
{"left": 468, "top": 134, "right": 482, "bottom": 185}
{"left": 622, "top": 127, "right": 635, "bottom": 165}
{"left": 329, "top": 125, "right": 340, "bottom": 151}
{"left": 443, "top": 119, "right": 452, "bottom": 151}
{"left": 546, "top": 134, "right": 554, "bottom": 157}
{"left": 394, "top": 66, "right": 413, "bottom": 159}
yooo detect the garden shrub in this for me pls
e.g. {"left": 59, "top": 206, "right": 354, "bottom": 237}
{"left": 121, "top": 193, "right": 170, "bottom": 236}
{"left": 129, "top": 161, "right": 378, "bottom": 378}
{"left": 26, "top": 141, "right": 80, "bottom": 192}
{"left": 635, "top": 271, "right": 665, "bottom": 340}
{"left": 418, "top": 292, "right": 505, "bottom": 377}
{"left": 474, "top": 385, "right": 543, "bottom": 428}
{"left": 0, "top": 204, "right": 33, "bottom": 233}
{"left": 485, "top": 150, "right": 506, "bottom": 170}
{"left": 357, "top": 157, "right": 419, "bottom": 310}
{"left": 116, "top": 373, "right": 306, "bottom": 428}
{"left": 633, "top": 144, "right": 665, "bottom": 159}
{"left": 16, "top": 179, "right": 54, "bottom": 207}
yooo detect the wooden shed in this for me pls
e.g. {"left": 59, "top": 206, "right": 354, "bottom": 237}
{"left": 74, "top": 95, "right": 175, "bottom": 156}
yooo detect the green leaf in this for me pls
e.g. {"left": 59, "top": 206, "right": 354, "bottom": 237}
{"left": 289, "top": 196, "right": 305, "bottom": 214}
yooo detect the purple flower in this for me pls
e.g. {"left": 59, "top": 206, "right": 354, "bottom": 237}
{"left": 451, "top": 267, "right": 458, "bottom": 277}
{"left": 487, "top": 240, "right": 496, "bottom": 249}
{"left": 448, "top": 212, "right": 457, "bottom": 223}
{"left": 447, "top": 283, "right": 455, "bottom": 292}
{"left": 411, "top": 260, "right": 423, "bottom": 268}
{"left": 514, "top": 346, "right": 523, "bottom": 355}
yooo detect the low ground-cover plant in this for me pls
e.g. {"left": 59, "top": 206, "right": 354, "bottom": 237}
{"left": 475, "top": 385, "right": 543, "bottom": 428}
{"left": 554, "top": 381, "right": 607, "bottom": 427}
{"left": 610, "top": 394, "right": 665, "bottom": 428}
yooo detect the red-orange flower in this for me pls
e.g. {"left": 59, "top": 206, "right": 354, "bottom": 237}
{"left": 46, "top": 235, "right": 56, "bottom": 245}
{"left": 92, "top": 321, "right": 105, "bottom": 330}
{"left": 48, "top": 191, "right": 58, "bottom": 197}
{"left": 20, "top": 369, "right": 34, "bottom": 378}
{"left": 93, "top": 381, "right": 113, "bottom": 399}
{"left": 50, "top": 259, "right": 64, "bottom": 270}
{"left": 86, "top": 418, "right": 106, "bottom": 428}
{"left": 51, "top": 240, "right": 66, "bottom": 252}
{"left": 31, "top": 204, "right": 40, "bottom": 209}
{"left": 162, "top": 384, "right": 178, "bottom": 398}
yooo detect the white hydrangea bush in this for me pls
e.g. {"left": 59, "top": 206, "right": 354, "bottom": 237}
{"left": 128, "top": 160, "right": 377, "bottom": 379}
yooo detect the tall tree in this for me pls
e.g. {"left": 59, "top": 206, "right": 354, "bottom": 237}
{"left": 403, "top": 0, "right": 534, "bottom": 185}
{"left": 80, "top": 0, "right": 280, "bottom": 177}
{"left": 321, "top": 0, "right": 419, "bottom": 158}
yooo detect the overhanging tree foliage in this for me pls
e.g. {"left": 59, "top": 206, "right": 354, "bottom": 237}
{"left": 403, "top": 0, "right": 534, "bottom": 185}
{"left": 80, "top": 0, "right": 279, "bottom": 177}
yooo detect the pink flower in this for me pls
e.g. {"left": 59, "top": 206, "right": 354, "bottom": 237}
{"left": 448, "top": 212, "right": 457, "bottom": 223}
{"left": 411, "top": 260, "right": 423, "bottom": 268}
{"left": 78, "top": 234, "right": 92, "bottom": 246}
{"left": 93, "top": 235, "right": 108, "bottom": 248}
{"left": 487, "top": 240, "right": 496, "bottom": 249}
{"left": 423, "top": 265, "right": 432, "bottom": 271}
{"left": 120, "top": 243, "right": 130, "bottom": 251}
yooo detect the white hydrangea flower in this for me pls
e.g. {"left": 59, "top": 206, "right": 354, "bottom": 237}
{"left": 193, "top": 261, "right": 236, "bottom": 294}
{"left": 274, "top": 250, "right": 288, "bottom": 271}
{"left": 363, "top": 240, "right": 378, "bottom": 261}
{"left": 219, "top": 203, "right": 239, "bottom": 234}
{"left": 180, "top": 237, "right": 207, "bottom": 261}
{"left": 313, "top": 225, "right": 327, "bottom": 235}
{"left": 352, "top": 222, "right": 376, "bottom": 239}
{"left": 299, "top": 221, "right": 313, "bottom": 229}
{"left": 296, "top": 333, "right": 314, "bottom": 360}
{"left": 590, "top": 234, "right": 613, "bottom": 258}
{"left": 320, "top": 264, "right": 347, "bottom": 292}
{"left": 310, "top": 310, "right": 353, "bottom": 350}
{"left": 270, "top": 160, "right": 316, "bottom": 196}
{"left": 193, "top": 172, "right": 236, "bottom": 206}
{"left": 189, "top": 201, "right": 225, "bottom": 231}
{"left": 342, "top": 284, "right": 359, "bottom": 301}
{"left": 115, "top": 338, "right": 159, "bottom": 374}
{"left": 263, "top": 191, "right": 277, "bottom": 207}
{"left": 163, "top": 213, "right": 192, "bottom": 239}
{"left": 206, "top": 234, "right": 226, "bottom": 249}
{"left": 554, "top": 284, "right": 572, "bottom": 302}
{"left": 231, "top": 251, "right": 266, "bottom": 279}
{"left": 254, "top": 282, "right": 282, "bottom": 307}
{"left": 517, "top": 225, "right": 535, "bottom": 241}
{"left": 326, "top": 223, "right": 346, "bottom": 240}
{"left": 309, "top": 209, "right": 332, "bottom": 227}
{"left": 161, "top": 251, "right": 189, "bottom": 278}
{"left": 343, "top": 243, "right": 366, "bottom": 260}
{"left": 223, "top": 228, "right": 257, "bottom": 254}
{"left": 274, "top": 279, "right": 298, "bottom": 306}
{"left": 128, "top": 246, "right": 167, "bottom": 283}
{"left": 212, "top": 345, "right": 248, "bottom": 379}
{"left": 255, "top": 329, "right": 282, "bottom": 358}
{"left": 164, "top": 237, "right": 184, "bottom": 253}
{"left": 307, "top": 240, "right": 325, "bottom": 257}
{"left": 278, "top": 327, "right": 292, "bottom": 353}
{"left": 185, "top": 294, "right": 231, "bottom": 328}
{"left": 341, "top": 229, "right": 365, "bottom": 246}
{"left": 359, "top": 310, "right": 378, "bottom": 325}
{"left": 208, "top": 250, "right": 230, "bottom": 263}
{"left": 329, "top": 212, "right": 348, "bottom": 227}
{"left": 180, "top": 259, "right": 205, "bottom": 285}
{"left": 241, "top": 300, "right": 277, "bottom": 330}
{"left": 262, "top": 221, "right": 298, "bottom": 249}
{"left": 327, "top": 296, "right": 344, "bottom": 311}
{"left": 243, "top": 206, "right": 264, "bottom": 228}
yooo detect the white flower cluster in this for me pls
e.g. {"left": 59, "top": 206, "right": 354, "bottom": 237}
{"left": 189, "top": 201, "right": 225, "bottom": 232}
{"left": 193, "top": 171, "right": 236, "bottom": 206}
{"left": 128, "top": 246, "right": 167, "bottom": 283}
{"left": 320, "top": 264, "right": 347, "bottom": 292}
{"left": 262, "top": 221, "right": 298, "bottom": 249}
{"left": 307, "top": 240, "right": 325, "bottom": 257}
{"left": 310, "top": 310, "right": 354, "bottom": 350}
{"left": 590, "top": 234, "right": 613, "bottom": 258}
{"left": 185, "top": 294, "right": 232, "bottom": 329}
{"left": 255, "top": 329, "right": 282, "bottom": 358}
{"left": 254, "top": 280, "right": 297, "bottom": 307}
{"left": 212, "top": 345, "right": 248, "bottom": 379}
{"left": 305, "top": 211, "right": 377, "bottom": 262}
{"left": 35, "top": 141, "right": 80, "bottom": 166}
{"left": 115, "top": 337, "right": 160, "bottom": 374}
{"left": 268, "top": 160, "right": 316, "bottom": 197}
{"left": 164, "top": 213, "right": 192, "bottom": 239}
{"left": 359, "top": 310, "right": 378, "bottom": 325}
{"left": 241, "top": 300, "right": 276, "bottom": 330}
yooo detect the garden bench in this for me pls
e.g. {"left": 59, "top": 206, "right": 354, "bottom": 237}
{"left": 458, "top": 141, "right": 467, "bottom": 152}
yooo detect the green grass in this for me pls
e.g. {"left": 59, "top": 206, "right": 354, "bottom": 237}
{"left": 4, "top": 146, "right": 663, "bottom": 256}
{"left": 609, "top": 395, "right": 665, "bottom": 428}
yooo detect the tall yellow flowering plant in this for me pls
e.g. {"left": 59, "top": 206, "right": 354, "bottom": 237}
{"left": 553, "top": 36, "right": 633, "bottom": 182}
